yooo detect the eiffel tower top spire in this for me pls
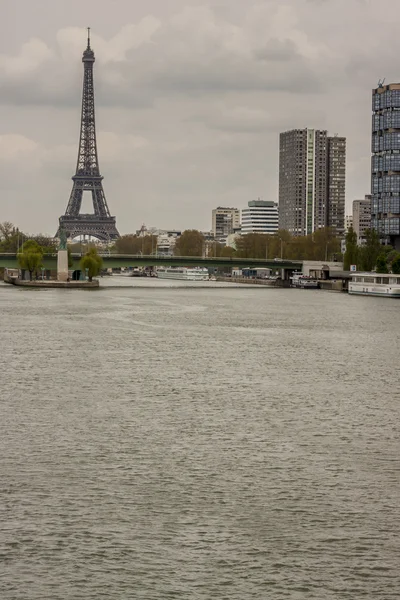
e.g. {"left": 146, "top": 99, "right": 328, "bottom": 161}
{"left": 82, "top": 26, "right": 95, "bottom": 63}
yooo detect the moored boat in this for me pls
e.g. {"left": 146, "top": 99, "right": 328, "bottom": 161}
{"left": 290, "top": 272, "right": 319, "bottom": 289}
{"left": 156, "top": 267, "right": 209, "bottom": 281}
{"left": 348, "top": 272, "right": 400, "bottom": 297}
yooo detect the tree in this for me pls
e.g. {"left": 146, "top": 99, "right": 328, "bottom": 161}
{"left": 114, "top": 234, "right": 158, "bottom": 255}
{"left": 207, "top": 241, "right": 223, "bottom": 257}
{"left": 358, "top": 229, "right": 381, "bottom": 271}
{"left": 17, "top": 240, "right": 43, "bottom": 280}
{"left": 221, "top": 246, "right": 236, "bottom": 258}
{"left": 0, "top": 223, "right": 26, "bottom": 253}
{"left": 343, "top": 227, "right": 358, "bottom": 271}
{"left": 391, "top": 254, "right": 400, "bottom": 274}
{"left": 376, "top": 254, "right": 389, "bottom": 273}
{"left": 235, "top": 233, "right": 269, "bottom": 258}
{"left": 30, "top": 234, "right": 58, "bottom": 252}
{"left": 174, "top": 230, "right": 204, "bottom": 256}
{"left": 80, "top": 248, "right": 103, "bottom": 281}
{"left": 67, "top": 248, "right": 74, "bottom": 269}
{"left": 0, "top": 221, "right": 15, "bottom": 241}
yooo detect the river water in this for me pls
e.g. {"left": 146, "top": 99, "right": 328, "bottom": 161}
{"left": 1, "top": 278, "right": 399, "bottom": 599}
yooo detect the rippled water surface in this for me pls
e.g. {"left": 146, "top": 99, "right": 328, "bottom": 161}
{"left": 1, "top": 279, "right": 399, "bottom": 599}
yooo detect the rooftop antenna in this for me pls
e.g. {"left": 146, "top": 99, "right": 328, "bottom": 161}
{"left": 378, "top": 78, "right": 386, "bottom": 88}
{"left": 87, "top": 27, "right": 91, "bottom": 49}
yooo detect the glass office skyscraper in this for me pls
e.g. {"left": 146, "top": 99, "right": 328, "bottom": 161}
{"left": 371, "top": 83, "right": 400, "bottom": 249}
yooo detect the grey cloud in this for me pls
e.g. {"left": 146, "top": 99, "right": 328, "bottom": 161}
{"left": 254, "top": 39, "right": 299, "bottom": 62}
{"left": 0, "top": 5, "right": 325, "bottom": 109}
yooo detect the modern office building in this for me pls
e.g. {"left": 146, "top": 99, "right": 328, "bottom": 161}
{"left": 211, "top": 207, "right": 240, "bottom": 238}
{"left": 353, "top": 195, "right": 371, "bottom": 243}
{"left": 241, "top": 199, "right": 279, "bottom": 234}
{"left": 371, "top": 82, "right": 400, "bottom": 249}
{"left": 279, "top": 129, "right": 346, "bottom": 236}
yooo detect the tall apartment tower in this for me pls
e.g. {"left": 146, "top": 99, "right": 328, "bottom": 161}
{"left": 279, "top": 129, "right": 346, "bottom": 236}
{"left": 371, "top": 83, "right": 400, "bottom": 250}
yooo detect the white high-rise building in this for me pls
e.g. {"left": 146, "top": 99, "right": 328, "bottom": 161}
{"left": 241, "top": 200, "right": 279, "bottom": 234}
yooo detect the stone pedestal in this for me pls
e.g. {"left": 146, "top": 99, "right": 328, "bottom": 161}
{"left": 57, "top": 250, "right": 69, "bottom": 282}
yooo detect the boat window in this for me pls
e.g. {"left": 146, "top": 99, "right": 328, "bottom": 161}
{"left": 355, "top": 277, "right": 363, "bottom": 282}
{"left": 364, "top": 276, "right": 374, "bottom": 283}
{"left": 389, "top": 277, "right": 397, "bottom": 284}
{"left": 397, "top": 278, "right": 400, "bottom": 284}
{"left": 375, "top": 277, "right": 382, "bottom": 284}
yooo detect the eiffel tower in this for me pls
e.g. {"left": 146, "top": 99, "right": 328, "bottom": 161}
{"left": 58, "top": 29, "right": 120, "bottom": 241}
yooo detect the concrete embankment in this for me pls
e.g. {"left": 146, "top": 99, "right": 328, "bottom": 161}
{"left": 318, "top": 280, "right": 345, "bottom": 292}
{"left": 4, "top": 278, "right": 99, "bottom": 289}
{"left": 217, "top": 277, "right": 346, "bottom": 292}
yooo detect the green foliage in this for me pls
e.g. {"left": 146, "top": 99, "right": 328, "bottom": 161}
{"left": 17, "top": 240, "right": 44, "bottom": 280}
{"left": 0, "top": 222, "right": 26, "bottom": 252}
{"left": 114, "top": 234, "right": 158, "bottom": 255}
{"left": 234, "top": 228, "right": 340, "bottom": 261}
{"left": 30, "top": 235, "right": 58, "bottom": 252}
{"left": 174, "top": 230, "right": 204, "bottom": 256}
{"left": 376, "top": 254, "right": 389, "bottom": 274}
{"left": 220, "top": 246, "right": 236, "bottom": 258}
{"left": 207, "top": 241, "right": 223, "bottom": 257}
{"left": 0, "top": 223, "right": 57, "bottom": 254}
{"left": 235, "top": 233, "right": 268, "bottom": 258}
{"left": 80, "top": 247, "right": 103, "bottom": 281}
{"left": 343, "top": 227, "right": 358, "bottom": 271}
{"left": 391, "top": 254, "right": 400, "bottom": 274}
{"left": 67, "top": 248, "right": 74, "bottom": 269}
{"left": 358, "top": 229, "right": 381, "bottom": 271}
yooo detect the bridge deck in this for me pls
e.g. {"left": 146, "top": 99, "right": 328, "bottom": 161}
{"left": 0, "top": 253, "right": 302, "bottom": 270}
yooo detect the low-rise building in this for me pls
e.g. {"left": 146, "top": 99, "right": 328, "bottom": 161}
{"left": 345, "top": 215, "right": 353, "bottom": 233}
{"left": 156, "top": 230, "right": 181, "bottom": 255}
{"left": 212, "top": 207, "right": 240, "bottom": 238}
{"left": 353, "top": 195, "right": 371, "bottom": 243}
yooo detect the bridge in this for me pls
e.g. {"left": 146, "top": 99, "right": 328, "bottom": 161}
{"left": 0, "top": 253, "right": 302, "bottom": 273}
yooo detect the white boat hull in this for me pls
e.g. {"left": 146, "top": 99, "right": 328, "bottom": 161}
{"left": 157, "top": 268, "right": 209, "bottom": 281}
{"left": 348, "top": 283, "right": 400, "bottom": 297}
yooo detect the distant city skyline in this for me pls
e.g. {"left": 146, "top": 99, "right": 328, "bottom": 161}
{"left": 1, "top": 0, "right": 399, "bottom": 234}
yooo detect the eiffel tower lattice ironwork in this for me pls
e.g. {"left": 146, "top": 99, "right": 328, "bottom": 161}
{"left": 58, "top": 29, "right": 120, "bottom": 241}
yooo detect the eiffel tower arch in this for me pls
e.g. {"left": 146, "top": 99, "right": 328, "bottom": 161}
{"left": 57, "top": 29, "right": 120, "bottom": 242}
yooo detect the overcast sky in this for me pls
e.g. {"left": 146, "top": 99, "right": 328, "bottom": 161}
{"left": 0, "top": 0, "right": 398, "bottom": 235}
